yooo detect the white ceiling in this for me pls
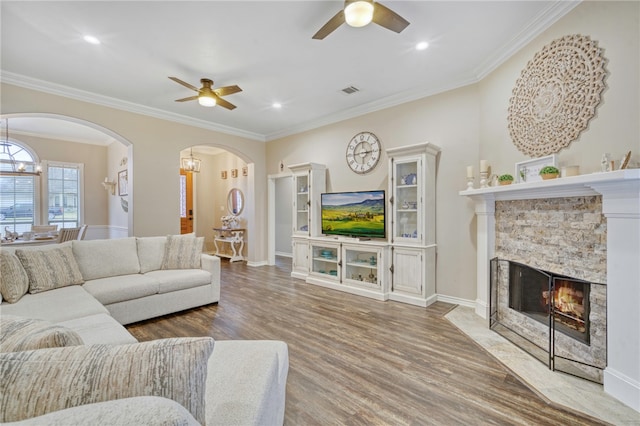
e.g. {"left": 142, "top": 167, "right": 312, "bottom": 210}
{"left": 1, "top": 1, "right": 578, "bottom": 144}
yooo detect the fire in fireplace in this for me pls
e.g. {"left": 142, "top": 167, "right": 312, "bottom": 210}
{"left": 508, "top": 262, "right": 590, "bottom": 345}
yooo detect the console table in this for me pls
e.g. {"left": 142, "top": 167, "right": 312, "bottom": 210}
{"left": 213, "top": 228, "right": 245, "bottom": 262}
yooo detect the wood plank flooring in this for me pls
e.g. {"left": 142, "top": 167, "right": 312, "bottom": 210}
{"left": 126, "top": 257, "right": 605, "bottom": 426}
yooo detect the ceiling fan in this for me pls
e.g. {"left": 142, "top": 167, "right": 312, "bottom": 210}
{"left": 312, "top": 0, "right": 410, "bottom": 40}
{"left": 169, "top": 77, "right": 242, "bottom": 110}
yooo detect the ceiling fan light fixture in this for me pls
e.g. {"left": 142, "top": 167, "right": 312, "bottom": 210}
{"left": 198, "top": 94, "right": 216, "bottom": 107}
{"left": 344, "top": 1, "right": 374, "bottom": 28}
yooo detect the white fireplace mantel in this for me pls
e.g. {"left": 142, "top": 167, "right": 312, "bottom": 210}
{"left": 460, "top": 168, "right": 640, "bottom": 412}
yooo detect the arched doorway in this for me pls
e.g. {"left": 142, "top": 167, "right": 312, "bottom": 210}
{"left": 0, "top": 113, "right": 133, "bottom": 238}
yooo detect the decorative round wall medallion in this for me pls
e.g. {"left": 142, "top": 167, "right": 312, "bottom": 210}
{"left": 508, "top": 34, "right": 607, "bottom": 157}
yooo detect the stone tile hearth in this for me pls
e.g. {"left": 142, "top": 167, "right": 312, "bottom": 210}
{"left": 446, "top": 306, "right": 640, "bottom": 425}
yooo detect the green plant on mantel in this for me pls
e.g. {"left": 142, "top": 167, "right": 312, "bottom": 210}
{"left": 539, "top": 166, "right": 560, "bottom": 175}
{"left": 498, "top": 174, "right": 514, "bottom": 182}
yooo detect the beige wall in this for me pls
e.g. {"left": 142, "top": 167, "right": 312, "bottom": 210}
{"left": 479, "top": 1, "right": 639, "bottom": 175}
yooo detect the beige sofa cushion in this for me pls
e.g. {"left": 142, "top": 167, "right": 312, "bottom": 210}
{"left": 0, "top": 286, "right": 109, "bottom": 323}
{"left": 7, "top": 396, "right": 200, "bottom": 426}
{"left": 82, "top": 274, "right": 159, "bottom": 305}
{"left": 136, "top": 236, "right": 167, "bottom": 273}
{"left": 145, "top": 269, "right": 212, "bottom": 294}
{"left": 0, "top": 315, "right": 83, "bottom": 353}
{"left": 15, "top": 246, "right": 84, "bottom": 294}
{"left": 0, "top": 337, "right": 215, "bottom": 424}
{"left": 72, "top": 237, "right": 141, "bottom": 280}
{"left": 56, "top": 313, "right": 138, "bottom": 346}
{"left": 161, "top": 234, "right": 203, "bottom": 270}
{"left": 0, "top": 251, "right": 29, "bottom": 303}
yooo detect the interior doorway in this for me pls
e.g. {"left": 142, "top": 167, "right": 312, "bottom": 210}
{"left": 267, "top": 173, "right": 293, "bottom": 265}
{"left": 179, "top": 168, "right": 194, "bottom": 234}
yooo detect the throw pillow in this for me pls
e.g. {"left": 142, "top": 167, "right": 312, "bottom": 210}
{"left": 0, "top": 251, "right": 29, "bottom": 303}
{"left": 7, "top": 396, "right": 200, "bottom": 426}
{"left": 136, "top": 236, "right": 167, "bottom": 273}
{"left": 161, "top": 234, "right": 204, "bottom": 270}
{"left": 15, "top": 245, "right": 84, "bottom": 294}
{"left": 0, "top": 315, "right": 83, "bottom": 353}
{"left": 0, "top": 337, "right": 215, "bottom": 424}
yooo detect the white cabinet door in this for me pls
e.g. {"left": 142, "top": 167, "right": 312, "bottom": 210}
{"left": 391, "top": 247, "right": 423, "bottom": 296}
{"left": 291, "top": 238, "right": 309, "bottom": 279}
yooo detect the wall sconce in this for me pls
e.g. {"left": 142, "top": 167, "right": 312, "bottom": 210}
{"left": 102, "top": 177, "right": 116, "bottom": 195}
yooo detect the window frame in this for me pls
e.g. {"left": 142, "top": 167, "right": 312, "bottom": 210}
{"left": 42, "top": 160, "right": 85, "bottom": 228}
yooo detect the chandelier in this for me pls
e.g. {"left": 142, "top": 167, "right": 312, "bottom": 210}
{"left": 0, "top": 118, "right": 42, "bottom": 177}
{"left": 181, "top": 147, "right": 201, "bottom": 173}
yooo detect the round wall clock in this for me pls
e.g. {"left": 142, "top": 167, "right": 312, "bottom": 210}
{"left": 345, "top": 131, "right": 381, "bottom": 174}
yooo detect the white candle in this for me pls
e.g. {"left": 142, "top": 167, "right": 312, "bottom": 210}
{"left": 480, "top": 160, "right": 488, "bottom": 172}
{"left": 105, "top": 177, "right": 109, "bottom": 182}
{"left": 466, "top": 165, "right": 473, "bottom": 178}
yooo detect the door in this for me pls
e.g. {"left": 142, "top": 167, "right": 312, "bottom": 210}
{"left": 180, "top": 168, "right": 193, "bottom": 234}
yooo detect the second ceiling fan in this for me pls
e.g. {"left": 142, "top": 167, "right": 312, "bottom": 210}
{"left": 313, "top": 0, "right": 410, "bottom": 40}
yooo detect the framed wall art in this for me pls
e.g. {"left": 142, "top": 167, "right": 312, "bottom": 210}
{"left": 221, "top": 170, "right": 228, "bottom": 180}
{"left": 118, "top": 170, "right": 128, "bottom": 196}
{"left": 231, "top": 168, "right": 238, "bottom": 178}
{"left": 515, "top": 155, "right": 558, "bottom": 183}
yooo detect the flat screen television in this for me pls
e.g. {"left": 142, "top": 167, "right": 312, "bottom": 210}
{"left": 321, "top": 190, "right": 385, "bottom": 239}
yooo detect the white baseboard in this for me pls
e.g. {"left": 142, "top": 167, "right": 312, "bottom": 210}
{"left": 247, "top": 260, "right": 268, "bottom": 267}
{"left": 604, "top": 367, "right": 640, "bottom": 412}
{"left": 437, "top": 294, "right": 476, "bottom": 309}
{"left": 275, "top": 251, "right": 292, "bottom": 258}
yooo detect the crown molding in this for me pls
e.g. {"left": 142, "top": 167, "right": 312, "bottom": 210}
{"left": 473, "top": 1, "right": 581, "bottom": 80}
{"left": 0, "top": 71, "right": 266, "bottom": 142}
{"left": 264, "top": 77, "right": 479, "bottom": 141}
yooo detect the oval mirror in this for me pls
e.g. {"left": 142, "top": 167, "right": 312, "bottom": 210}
{"left": 227, "top": 188, "right": 244, "bottom": 216}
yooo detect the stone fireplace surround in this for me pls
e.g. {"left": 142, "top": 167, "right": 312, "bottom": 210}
{"left": 461, "top": 169, "right": 640, "bottom": 412}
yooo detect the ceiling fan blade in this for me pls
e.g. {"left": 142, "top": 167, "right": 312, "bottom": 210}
{"left": 174, "top": 95, "right": 199, "bottom": 102}
{"left": 372, "top": 2, "right": 410, "bottom": 33}
{"left": 169, "top": 76, "right": 199, "bottom": 92}
{"left": 215, "top": 96, "right": 237, "bottom": 110}
{"left": 214, "top": 85, "right": 242, "bottom": 97}
{"left": 312, "top": 10, "right": 345, "bottom": 40}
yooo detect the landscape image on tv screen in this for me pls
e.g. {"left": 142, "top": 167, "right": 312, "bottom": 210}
{"left": 321, "top": 190, "right": 385, "bottom": 239}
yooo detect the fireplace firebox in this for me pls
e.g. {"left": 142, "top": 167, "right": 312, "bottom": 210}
{"left": 508, "top": 262, "right": 590, "bottom": 345}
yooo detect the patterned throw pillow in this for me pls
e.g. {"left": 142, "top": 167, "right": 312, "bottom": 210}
{"left": 161, "top": 234, "right": 204, "bottom": 270}
{"left": 0, "top": 315, "right": 83, "bottom": 353}
{"left": 0, "top": 251, "right": 29, "bottom": 303}
{"left": 0, "top": 337, "right": 215, "bottom": 424}
{"left": 15, "top": 246, "right": 84, "bottom": 294}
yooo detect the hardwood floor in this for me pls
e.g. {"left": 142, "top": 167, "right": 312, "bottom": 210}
{"left": 126, "top": 257, "right": 605, "bottom": 426}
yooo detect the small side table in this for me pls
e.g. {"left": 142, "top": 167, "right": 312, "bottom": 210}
{"left": 213, "top": 228, "right": 245, "bottom": 262}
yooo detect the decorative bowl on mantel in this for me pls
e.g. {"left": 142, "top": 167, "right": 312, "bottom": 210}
{"left": 539, "top": 166, "right": 560, "bottom": 180}
{"left": 541, "top": 173, "right": 559, "bottom": 180}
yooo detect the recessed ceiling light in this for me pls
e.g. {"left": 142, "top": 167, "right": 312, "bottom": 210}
{"left": 83, "top": 35, "right": 101, "bottom": 45}
{"left": 272, "top": 103, "right": 282, "bottom": 109}
{"left": 416, "top": 41, "right": 429, "bottom": 51}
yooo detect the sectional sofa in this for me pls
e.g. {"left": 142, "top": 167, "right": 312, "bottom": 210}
{"left": 0, "top": 235, "right": 289, "bottom": 425}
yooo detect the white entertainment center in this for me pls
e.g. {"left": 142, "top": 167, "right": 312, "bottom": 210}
{"left": 289, "top": 142, "right": 441, "bottom": 307}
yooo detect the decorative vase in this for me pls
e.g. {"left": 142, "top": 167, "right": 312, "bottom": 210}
{"left": 541, "top": 173, "right": 559, "bottom": 180}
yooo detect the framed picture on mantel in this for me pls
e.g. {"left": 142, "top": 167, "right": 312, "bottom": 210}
{"left": 515, "top": 155, "right": 557, "bottom": 183}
